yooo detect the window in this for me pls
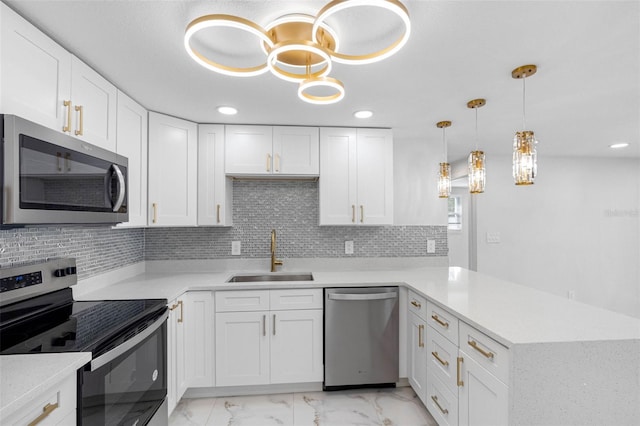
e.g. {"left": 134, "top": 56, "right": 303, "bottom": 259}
{"left": 448, "top": 196, "right": 462, "bottom": 230}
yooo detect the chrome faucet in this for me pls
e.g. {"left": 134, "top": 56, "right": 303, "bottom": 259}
{"left": 270, "top": 229, "right": 283, "bottom": 272}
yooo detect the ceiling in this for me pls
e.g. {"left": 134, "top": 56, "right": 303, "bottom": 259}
{"left": 5, "top": 0, "right": 639, "bottom": 162}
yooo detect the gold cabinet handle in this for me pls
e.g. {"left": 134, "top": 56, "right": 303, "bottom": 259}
{"left": 28, "top": 402, "right": 59, "bottom": 426}
{"left": 74, "top": 105, "right": 84, "bottom": 136}
{"left": 263, "top": 314, "right": 266, "bottom": 336}
{"left": 56, "top": 152, "right": 63, "bottom": 172}
{"left": 177, "top": 300, "right": 184, "bottom": 323}
{"left": 169, "top": 303, "right": 178, "bottom": 311}
{"left": 266, "top": 154, "right": 271, "bottom": 172}
{"left": 410, "top": 300, "right": 422, "bottom": 309}
{"left": 468, "top": 340, "right": 495, "bottom": 359}
{"left": 216, "top": 204, "right": 221, "bottom": 224}
{"left": 63, "top": 100, "right": 72, "bottom": 132}
{"left": 351, "top": 205, "right": 356, "bottom": 223}
{"left": 431, "top": 351, "right": 449, "bottom": 367}
{"left": 152, "top": 203, "right": 158, "bottom": 224}
{"left": 274, "top": 154, "right": 280, "bottom": 173}
{"left": 457, "top": 356, "right": 464, "bottom": 387}
{"left": 360, "top": 205, "right": 364, "bottom": 223}
{"left": 418, "top": 324, "right": 424, "bottom": 348}
{"left": 273, "top": 314, "right": 276, "bottom": 335}
{"left": 430, "top": 395, "right": 449, "bottom": 415}
{"left": 431, "top": 314, "right": 449, "bottom": 329}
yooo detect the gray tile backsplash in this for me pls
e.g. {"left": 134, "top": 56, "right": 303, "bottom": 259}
{"left": 146, "top": 180, "right": 448, "bottom": 260}
{"left": 0, "top": 181, "right": 447, "bottom": 277}
{"left": 0, "top": 226, "right": 144, "bottom": 279}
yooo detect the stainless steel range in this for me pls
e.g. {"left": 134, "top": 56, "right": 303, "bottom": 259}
{"left": 0, "top": 258, "right": 168, "bottom": 426}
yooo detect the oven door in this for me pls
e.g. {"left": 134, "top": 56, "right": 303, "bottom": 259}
{"left": 79, "top": 310, "right": 168, "bottom": 426}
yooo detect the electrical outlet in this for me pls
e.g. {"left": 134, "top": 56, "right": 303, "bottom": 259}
{"left": 427, "top": 239, "right": 436, "bottom": 254}
{"left": 486, "top": 232, "right": 501, "bottom": 244}
{"left": 345, "top": 240, "right": 354, "bottom": 255}
{"left": 567, "top": 290, "right": 576, "bottom": 300}
{"left": 231, "top": 241, "right": 241, "bottom": 256}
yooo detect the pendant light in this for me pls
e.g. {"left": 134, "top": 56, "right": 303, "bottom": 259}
{"left": 467, "top": 98, "right": 486, "bottom": 194}
{"left": 437, "top": 120, "right": 452, "bottom": 198}
{"left": 512, "top": 64, "right": 538, "bottom": 185}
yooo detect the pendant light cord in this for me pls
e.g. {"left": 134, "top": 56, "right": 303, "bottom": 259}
{"left": 475, "top": 107, "right": 479, "bottom": 151}
{"left": 442, "top": 127, "right": 447, "bottom": 162}
{"left": 522, "top": 77, "right": 526, "bottom": 130}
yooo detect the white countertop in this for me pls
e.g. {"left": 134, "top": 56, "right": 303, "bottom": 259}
{"left": 78, "top": 262, "right": 640, "bottom": 348}
{"left": 0, "top": 352, "right": 91, "bottom": 420}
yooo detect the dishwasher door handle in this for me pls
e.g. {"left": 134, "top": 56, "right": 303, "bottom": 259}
{"left": 328, "top": 292, "right": 397, "bottom": 301}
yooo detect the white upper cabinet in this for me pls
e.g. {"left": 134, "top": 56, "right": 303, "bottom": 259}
{"left": 1, "top": 3, "right": 71, "bottom": 132}
{"left": 198, "top": 124, "right": 232, "bottom": 226}
{"left": 116, "top": 91, "right": 147, "bottom": 227}
{"left": 0, "top": 4, "right": 117, "bottom": 151}
{"left": 225, "top": 125, "right": 319, "bottom": 176}
{"left": 148, "top": 112, "right": 198, "bottom": 226}
{"left": 319, "top": 127, "right": 393, "bottom": 225}
{"left": 70, "top": 56, "right": 117, "bottom": 151}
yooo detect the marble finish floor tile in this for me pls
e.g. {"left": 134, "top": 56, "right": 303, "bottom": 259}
{"left": 170, "top": 387, "right": 437, "bottom": 426}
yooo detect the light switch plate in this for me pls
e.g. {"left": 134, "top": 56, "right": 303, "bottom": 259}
{"left": 345, "top": 240, "right": 354, "bottom": 255}
{"left": 231, "top": 241, "right": 241, "bottom": 255}
{"left": 486, "top": 232, "right": 501, "bottom": 244}
{"left": 427, "top": 239, "right": 436, "bottom": 254}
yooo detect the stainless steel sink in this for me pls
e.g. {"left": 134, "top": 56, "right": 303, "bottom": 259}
{"left": 226, "top": 273, "right": 314, "bottom": 283}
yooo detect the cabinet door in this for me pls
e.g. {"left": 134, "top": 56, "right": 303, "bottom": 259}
{"left": 198, "top": 124, "right": 232, "bottom": 226}
{"left": 458, "top": 351, "right": 509, "bottom": 426}
{"left": 355, "top": 128, "right": 393, "bottom": 225}
{"left": 319, "top": 127, "right": 357, "bottom": 225}
{"left": 166, "top": 299, "right": 178, "bottom": 414}
{"left": 225, "top": 125, "right": 273, "bottom": 174}
{"left": 116, "top": 91, "right": 147, "bottom": 227}
{"left": 0, "top": 3, "right": 71, "bottom": 132}
{"left": 70, "top": 56, "right": 117, "bottom": 151}
{"left": 273, "top": 126, "right": 319, "bottom": 175}
{"left": 407, "top": 311, "right": 427, "bottom": 404}
{"left": 183, "top": 292, "right": 214, "bottom": 388}
{"left": 270, "top": 309, "right": 323, "bottom": 384}
{"left": 148, "top": 112, "right": 198, "bottom": 226}
{"left": 215, "top": 311, "right": 270, "bottom": 386}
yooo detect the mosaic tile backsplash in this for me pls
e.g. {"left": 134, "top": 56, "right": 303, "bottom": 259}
{"left": 145, "top": 180, "right": 448, "bottom": 260}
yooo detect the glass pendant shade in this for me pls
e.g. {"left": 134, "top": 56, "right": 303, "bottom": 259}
{"left": 468, "top": 150, "right": 485, "bottom": 194}
{"left": 438, "top": 162, "right": 451, "bottom": 198}
{"left": 513, "top": 130, "right": 537, "bottom": 185}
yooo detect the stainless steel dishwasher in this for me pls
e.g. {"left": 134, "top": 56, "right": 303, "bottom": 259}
{"left": 324, "top": 287, "right": 399, "bottom": 390}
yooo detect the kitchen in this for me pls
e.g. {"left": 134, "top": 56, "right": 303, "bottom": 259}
{"left": 0, "top": 1, "right": 638, "bottom": 425}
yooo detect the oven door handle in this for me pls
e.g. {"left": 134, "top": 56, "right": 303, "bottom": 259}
{"left": 90, "top": 309, "right": 168, "bottom": 371}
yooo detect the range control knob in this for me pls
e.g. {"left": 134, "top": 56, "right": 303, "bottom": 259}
{"left": 65, "top": 267, "right": 77, "bottom": 275}
{"left": 53, "top": 269, "right": 67, "bottom": 277}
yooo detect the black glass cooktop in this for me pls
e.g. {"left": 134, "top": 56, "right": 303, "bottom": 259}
{"left": 0, "top": 288, "right": 166, "bottom": 355}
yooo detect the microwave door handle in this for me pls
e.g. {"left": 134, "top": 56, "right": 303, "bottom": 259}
{"left": 111, "top": 164, "right": 126, "bottom": 212}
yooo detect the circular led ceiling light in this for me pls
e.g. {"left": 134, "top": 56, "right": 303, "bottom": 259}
{"left": 184, "top": 14, "right": 274, "bottom": 77}
{"left": 312, "top": 0, "right": 411, "bottom": 65}
{"left": 354, "top": 110, "right": 373, "bottom": 118}
{"left": 267, "top": 40, "right": 333, "bottom": 83}
{"left": 298, "top": 77, "right": 345, "bottom": 105}
{"left": 217, "top": 106, "right": 238, "bottom": 115}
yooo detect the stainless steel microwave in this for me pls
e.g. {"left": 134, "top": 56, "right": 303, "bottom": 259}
{"left": 1, "top": 114, "right": 128, "bottom": 226}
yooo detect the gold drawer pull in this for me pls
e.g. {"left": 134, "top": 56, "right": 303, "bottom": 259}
{"left": 152, "top": 203, "right": 158, "bottom": 224}
{"left": 430, "top": 395, "right": 448, "bottom": 415}
{"left": 216, "top": 204, "right": 221, "bottom": 223}
{"left": 457, "top": 356, "right": 464, "bottom": 387}
{"left": 410, "top": 300, "right": 422, "bottom": 309}
{"left": 169, "top": 303, "right": 178, "bottom": 311}
{"left": 63, "top": 100, "right": 72, "bottom": 132}
{"left": 177, "top": 300, "right": 184, "bottom": 323}
{"left": 431, "top": 351, "right": 449, "bottom": 366}
{"left": 74, "top": 105, "right": 84, "bottom": 136}
{"left": 431, "top": 314, "right": 449, "bottom": 328}
{"left": 28, "top": 402, "right": 59, "bottom": 426}
{"left": 468, "top": 340, "right": 495, "bottom": 359}
{"left": 418, "top": 324, "right": 424, "bottom": 348}
{"left": 266, "top": 153, "right": 271, "bottom": 172}
{"left": 351, "top": 205, "right": 356, "bottom": 223}
{"left": 360, "top": 205, "right": 364, "bottom": 223}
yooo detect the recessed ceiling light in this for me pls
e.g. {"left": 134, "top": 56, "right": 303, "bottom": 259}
{"left": 609, "top": 142, "right": 629, "bottom": 149}
{"left": 354, "top": 110, "right": 373, "bottom": 119}
{"left": 217, "top": 106, "right": 238, "bottom": 115}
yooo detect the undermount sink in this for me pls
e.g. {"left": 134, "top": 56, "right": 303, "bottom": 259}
{"left": 226, "top": 273, "right": 314, "bottom": 283}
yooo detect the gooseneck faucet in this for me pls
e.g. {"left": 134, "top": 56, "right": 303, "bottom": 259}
{"left": 270, "top": 229, "right": 283, "bottom": 272}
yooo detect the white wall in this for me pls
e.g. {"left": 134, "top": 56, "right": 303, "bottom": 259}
{"left": 475, "top": 155, "right": 640, "bottom": 318}
{"left": 394, "top": 138, "right": 448, "bottom": 225}
{"left": 448, "top": 185, "right": 470, "bottom": 268}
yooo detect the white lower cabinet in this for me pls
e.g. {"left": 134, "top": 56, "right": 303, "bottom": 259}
{"left": 407, "top": 311, "right": 427, "bottom": 404}
{"left": 167, "top": 295, "right": 186, "bottom": 415}
{"left": 457, "top": 352, "right": 508, "bottom": 426}
{"left": 215, "top": 289, "right": 323, "bottom": 387}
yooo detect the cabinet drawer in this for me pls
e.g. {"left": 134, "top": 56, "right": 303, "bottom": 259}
{"left": 270, "top": 289, "right": 322, "bottom": 311}
{"left": 426, "top": 301, "right": 459, "bottom": 345}
{"left": 408, "top": 290, "right": 427, "bottom": 321}
{"left": 426, "top": 371, "right": 459, "bottom": 426}
{"left": 4, "top": 373, "right": 76, "bottom": 426}
{"left": 459, "top": 321, "right": 509, "bottom": 384}
{"left": 215, "top": 290, "right": 270, "bottom": 312}
{"left": 426, "top": 323, "right": 458, "bottom": 395}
